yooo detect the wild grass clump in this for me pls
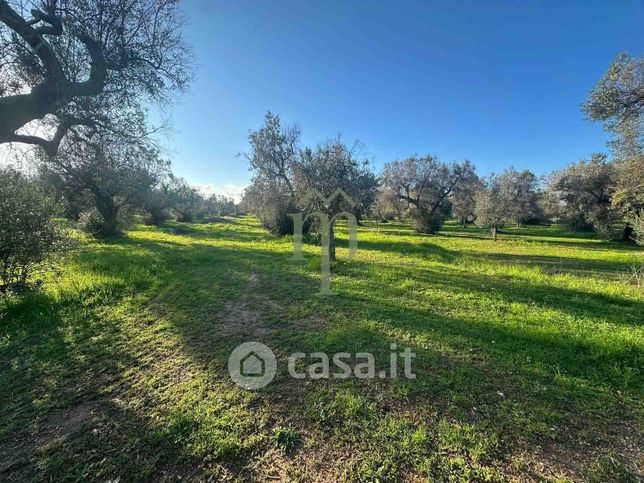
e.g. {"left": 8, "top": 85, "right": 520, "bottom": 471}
{"left": 620, "top": 262, "right": 644, "bottom": 288}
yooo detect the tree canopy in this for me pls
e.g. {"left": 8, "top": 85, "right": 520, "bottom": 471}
{"left": 582, "top": 53, "right": 643, "bottom": 159}
{"left": 381, "top": 155, "right": 473, "bottom": 234}
{"left": 0, "top": 0, "right": 191, "bottom": 155}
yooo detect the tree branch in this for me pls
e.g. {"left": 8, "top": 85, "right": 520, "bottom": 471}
{"left": 0, "top": 1, "right": 65, "bottom": 82}
{"left": 4, "top": 116, "right": 96, "bottom": 156}
{"left": 0, "top": 3, "right": 108, "bottom": 148}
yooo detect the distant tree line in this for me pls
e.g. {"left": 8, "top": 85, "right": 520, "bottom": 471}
{"left": 243, "top": 53, "right": 643, "bottom": 245}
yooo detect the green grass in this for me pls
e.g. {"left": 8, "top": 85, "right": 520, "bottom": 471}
{"left": 1, "top": 218, "right": 642, "bottom": 481}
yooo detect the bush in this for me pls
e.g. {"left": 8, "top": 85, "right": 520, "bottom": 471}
{"left": 143, "top": 190, "right": 171, "bottom": 226}
{"left": 78, "top": 209, "right": 107, "bottom": 236}
{"left": 627, "top": 211, "right": 644, "bottom": 246}
{"left": 78, "top": 207, "right": 132, "bottom": 236}
{"left": 0, "top": 169, "right": 71, "bottom": 292}
{"left": 241, "top": 178, "right": 298, "bottom": 235}
{"left": 413, "top": 206, "right": 450, "bottom": 234}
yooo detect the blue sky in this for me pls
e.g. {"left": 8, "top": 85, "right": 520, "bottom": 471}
{"left": 159, "top": 0, "right": 643, "bottom": 199}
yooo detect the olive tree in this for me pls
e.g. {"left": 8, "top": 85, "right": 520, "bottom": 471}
{"left": 43, "top": 135, "right": 168, "bottom": 236}
{"left": 496, "top": 168, "right": 541, "bottom": 227}
{"left": 582, "top": 53, "right": 643, "bottom": 159}
{"left": 475, "top": 176, "right": 511, "bottom": 241}
{"left": 381, "top": 155, "right": 472, "bottom": 234}
{"left": 204, "top": 194, "right": 237, "bottom": 217}
{"left": 242, "top": 176, "right": 295, "bottom": 235}
{"left": 583, "top": 53, "right": 644, "bottom": 243}
{"left": 545, "top": 154, "right": 621, "bottom": 239}
{"left": 372, "top": 188, "right": 405, "bottom": 225}
{"left": 613, "top": 154, "right": 644, "bottom": 244}
{"left": 242, "top": 112, "right": 300, "bottom": 234}
{"left": 142, "top": 186, "right": 171, "bottom": 227}
{"left": 164, "top": 175, "right": 204, "bottom": 223}
{"left": 0, "top": 0, "right": 191, "bottom": 155}
{"left": 296, "top": 139, "right": 378, "bottom": 260}
{"left": 451, "top": 160, "right": 482, "bottom": 226}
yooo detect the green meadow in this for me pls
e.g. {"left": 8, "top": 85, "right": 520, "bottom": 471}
{"left": 1, "top": 218, "right": 642, "bottom": 481}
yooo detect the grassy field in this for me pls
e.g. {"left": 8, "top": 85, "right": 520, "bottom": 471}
{"left": 1, "top": 217, "right": 642, "bottom": 482}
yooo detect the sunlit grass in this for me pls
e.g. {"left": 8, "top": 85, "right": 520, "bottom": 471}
{"left": 1, "top": 217, "right": 642, "bottom": 481}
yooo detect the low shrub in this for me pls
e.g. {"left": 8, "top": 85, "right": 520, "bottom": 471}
{"left": 0, "top": 169, "right": 72, "bottom": 292}
{"left": 627, "top": 211, "right": 644, "bottom": 246}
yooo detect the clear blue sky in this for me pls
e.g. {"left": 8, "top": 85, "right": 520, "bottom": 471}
{"left": 159, "top": 0, "right": 643, "bottom": 198}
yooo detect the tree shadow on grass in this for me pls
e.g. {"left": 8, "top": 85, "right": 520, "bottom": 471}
{"left": 0, "top": 234, "right": 262, "bottom": 480}
{"left": 203, "top": 251, "right": 641, "bottom": 478}
{"left": 128, "top": 232, "right": 641, "bottom": 473}
{"left": 440, "top": 223, "right": 597, "bottom": 240}
{"left": 350, "top": 238, "right": 459, "bottom": 262}
{"left": 343, "top": 281, "right": 641, "bottom": 389}
{"left": 344, "top": 258, "right": 644, "bottom": 327}
{"left": 156, "top": 219, "right": 271, "bottom": 243}
{"left": 513, "top": 237, "right": 641, "bottom": 252}
{"left": 348, "top": 228, "right": 640, "bottom": 276}
{"left": 0, "top": 288, "right": 165, "bottom": 480}
{"left": 2, "top": 225, "right": 640, "bottom": 481}
{"left": 437, "top": 224, "right": 642, "bottom": 253}
{"left": 464, "top": 251, "right": 641, "bottom": 277}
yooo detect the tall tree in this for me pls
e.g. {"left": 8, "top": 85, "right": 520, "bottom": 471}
{"left": 244, "top": 112, "right": 300, "bottom": 198}
{"left": 451, "top": 160, "right": 482, "bottom": 226}
{"left": 242, "top": 112, "right": 301, "bottom": 234}
{"left": 297, "top": 139, "right": 378, "bottom": 261}
{"left": 583, "top": 53, "right": 644, "bottom": 243}
{"left": 0, "top": 0, "right": 191, "bottom": 155}
{"left": 582, "top": 53, "right": 643, "bottom": 159}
